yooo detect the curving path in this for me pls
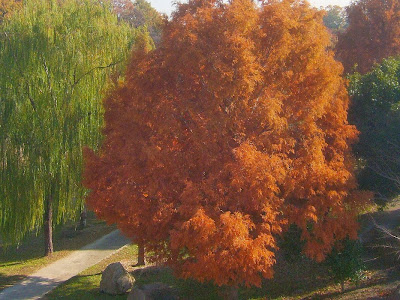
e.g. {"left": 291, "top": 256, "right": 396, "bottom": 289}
{"left": 0, "top": 230, "right": 130, "bottom": 300}
{"left": 359, "top": 199, "right": 400, "bottom": 244}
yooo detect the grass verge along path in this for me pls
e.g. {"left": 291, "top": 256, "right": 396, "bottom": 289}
{"left": 43, "top": 244, "right": 138, "bottom": 300}
{"left": 0, "top": 216, "right": 116, "bottom": 291}
{"left": 0, "top": 230, "right": 129, "bottom": 300}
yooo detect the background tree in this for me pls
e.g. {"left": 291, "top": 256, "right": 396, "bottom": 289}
{"left": 111, "top": 0, "right": 164, "bottom": 45}
{"left": 0, "top": 0, "right": 133, "bottom": 255}
{"left": 323, "top": 5, "right": 348, "bottom": 34}
{"left": 0, "top": 0, "right": 21, "bottom": 24}
{"left": 336, "top": 0, "right": 400, "bottom": 74}
{"left": 84, "top": 0, "right": 370, "bottom": 292}
{"left": 348, "top": 57, "right": 400, "bottom": 205}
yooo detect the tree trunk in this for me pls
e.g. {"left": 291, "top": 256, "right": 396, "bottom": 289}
{"left": 44, "top": 194, "right": 54, "bottom": 256}
{"left": 78, "top": 206, "right": 87, "bottom": 230}
{"left": 219, "top": 286, "right": 239, "bottom": 300}
{"left": 137, "top": 242, "right": 145, "bottom": 266}
{"left": 340, "top": 281, "right": 345, "bottom": 293}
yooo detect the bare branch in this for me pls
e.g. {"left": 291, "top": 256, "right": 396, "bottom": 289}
{"left": 72, "top": 60, "right": 122, "bottom": 88}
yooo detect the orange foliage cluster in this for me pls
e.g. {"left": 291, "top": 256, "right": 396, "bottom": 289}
{"left": 336, "top": 0, "right": 400, "bottom": 74}
{"left": 84, "top": 0, "right": 370, "bottom": 287}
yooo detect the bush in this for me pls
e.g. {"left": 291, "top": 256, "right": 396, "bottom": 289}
{"left": 325, "top": 238, "right": 365, "bottom": 292}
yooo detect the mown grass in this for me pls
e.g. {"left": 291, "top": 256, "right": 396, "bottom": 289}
{"left": 44, "top": 242, "right": 222, "bottom": 300}
{"left": 0, "top": 214, "right": 116, "bottom": 291}
{"left": 41, "top": 240, "right": 400, "bottom": 300}
{"left": 43, "top": 241, "right": 334, "bottom": 300}
{"left": 43, "top": 244, "right": 138, "bottom": 300}
{"left": 7, "top": 205, "right": 400, "bottom": 299}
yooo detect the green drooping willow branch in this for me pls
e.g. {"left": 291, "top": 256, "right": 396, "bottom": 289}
{"left": 0, "top": 0, "right": 136, "bottom": 245}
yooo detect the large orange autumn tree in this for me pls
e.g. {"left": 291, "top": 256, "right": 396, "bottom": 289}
{"left": 84, "top": 0, "right": 370, "bottom": 288}
{"left": 336, "top": 0, "right": 400, "bottom": 74}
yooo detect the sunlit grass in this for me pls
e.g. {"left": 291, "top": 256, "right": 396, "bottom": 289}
{"left": 43, "top": 244, "right": 138, "bottom": 300}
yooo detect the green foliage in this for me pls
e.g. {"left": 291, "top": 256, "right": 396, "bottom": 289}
{"left": 325, "top": 239, "right": 365, "bottom": 287}
{"left": 133, "top": 0, "right": 163, "bottom": 29}
{"left": 323, "top": 5, "right": 347, "bottom": 33}
{"left": 134, "top": 26, "right": 155, "bottom": 53}
{"left": 0, "top": 0, "right": 133, "bottom": 245}
{"left": 112, "top": 0, "right": 163, "bottom": 45}
{"left": 348, "top": 57, "right": 400, "bottom": 203}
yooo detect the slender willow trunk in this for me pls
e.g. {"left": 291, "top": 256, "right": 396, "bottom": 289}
{"left": 44, "top": 194, "right": 54, "bottom": 256}
{"left": 137, "top": 241, "right": 145, "bottom": 266}
{"left": 78, "top": 206, "right": 87, "bottom": 230}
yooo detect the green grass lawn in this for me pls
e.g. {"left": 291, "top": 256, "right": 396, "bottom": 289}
{"left": 0, "top": 214, "right": 116, "bottom": 291}
{"left": 41, "top": 242, "right": 400, "bottom": 300}
{"left": 3, "top": 205, "right": 400, "bottom": 299}
{"left": 41, "top": 242, "right": 335, "bottom": 300}
{"left": 43, "top": 244, "right": 138, "bottom": 300}
{"left": 42, "top": 252, "right": 332, "bottom": 300}
{"left": 44, "top": 242, "right": 223, "bottom": 300}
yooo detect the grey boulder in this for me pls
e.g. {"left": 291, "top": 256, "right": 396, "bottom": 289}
{"left": 100, "top": 262, "right": 134, "bottom": 295}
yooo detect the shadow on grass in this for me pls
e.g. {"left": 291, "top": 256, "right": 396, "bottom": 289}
{"left": 0, "top": 215, "right": 115, "bottom": 262}
{"left": 0, "top": 212, "right": 114, "bottom": 263}
{"left": 302, "top": 274, "right": 397, "bottom": 300}
{"left": 39, "top": 247, "right": 400, "bottom": 300}
{"left": 132, "top": 266, "right": 220, "bottom": 300}
{"left": 0, "top": 262, "right": 22, "bottom": 268}
{"left": 240, "top": 256, "right": 333, "bottom": 300}
{"left": 0, "top": 214, "right": 116, "bottom": 293}
{"left": 42, "top": 273, "right": 126, "bottom": 300}
{"left": 130, "top": 261, "right": 331, "bottom": 300}
{"left": 0, "top": 273, "right": 25, "bottom": 291}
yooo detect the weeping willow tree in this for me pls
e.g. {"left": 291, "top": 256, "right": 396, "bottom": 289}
{"left": 0, "top": 0, "right": 134, "bottom": 255}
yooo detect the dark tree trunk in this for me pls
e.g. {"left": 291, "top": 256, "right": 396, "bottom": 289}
{"left": 78, "top": 206, "right": 87, "bottom": 230}
{"left": 340, "top": 281, "right": 345, "bottom": 293}
{"left": 44, "top": 194, "right": 54, "bottom": 256}
{"left": 137, "top": 242, "right": 145, "bottom": 266}
{"left": 219, "top": 286, "right": 239, "bottom": 300}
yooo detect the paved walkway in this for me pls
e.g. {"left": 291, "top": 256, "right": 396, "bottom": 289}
{"left": 359, "top": 199, "right": 400, "bottom": 243}
{"left": 0, "top": 230, "right": 130, "bottom": 300}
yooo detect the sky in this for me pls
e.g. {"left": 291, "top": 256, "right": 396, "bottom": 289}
{"left": 147, "top": 0, "right": 352, "bottom": 15}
